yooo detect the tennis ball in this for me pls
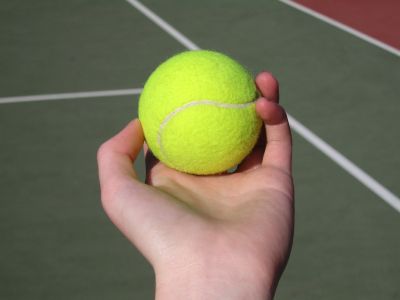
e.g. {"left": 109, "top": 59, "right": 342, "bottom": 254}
{"left": 138, "top": 50, "right": 262, "bottom": 175}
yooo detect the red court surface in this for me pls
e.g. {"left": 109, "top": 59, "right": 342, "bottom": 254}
{"left": 294, "top": 0, "right": 400, "bottom": 49}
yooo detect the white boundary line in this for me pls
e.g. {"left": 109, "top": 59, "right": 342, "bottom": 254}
{"left": 278, "top": 0, "right": 400, "bottom": 57}
{"left": 288, "top": 115, "right": 400, "bottom": 212}
{"left": 0, "top": 88, "right": 142, "bottom": 104}
{"left": 125, "top": 0, "right": 400, "bottom": 213}
{"left": 125, "top": 0, "right": 199, "bottom": 50}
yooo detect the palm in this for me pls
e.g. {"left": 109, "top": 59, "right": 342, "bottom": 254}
{"left": 147, "top": 156, "right": 292, "bottom": 219}
{"left": 136, "top": 150, "right": 293, "bottom": 269}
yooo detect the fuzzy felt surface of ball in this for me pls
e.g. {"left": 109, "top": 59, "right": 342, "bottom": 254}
{"left": 138, "top": 50, "right": 262, "bottom": 175}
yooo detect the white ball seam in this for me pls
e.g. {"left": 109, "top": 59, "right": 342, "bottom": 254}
{"left": 157, "top": 99, "right": 256, "bottom": 161}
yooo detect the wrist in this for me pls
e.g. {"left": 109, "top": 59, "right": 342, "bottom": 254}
{"left": 154, "top": 260, "right": 276, "bottom": 300}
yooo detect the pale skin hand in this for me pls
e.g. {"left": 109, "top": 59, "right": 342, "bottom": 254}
{"left": 97, "top": 72, "right": 293, "bottom": 300}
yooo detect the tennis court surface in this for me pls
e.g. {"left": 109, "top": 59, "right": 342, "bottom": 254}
{"left": 1, "top": 1, "right": 399, "bottom": 299}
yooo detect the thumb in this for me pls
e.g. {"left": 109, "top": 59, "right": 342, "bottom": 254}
{"left": 97, "top": 119, "right": 144, "bottom": 203}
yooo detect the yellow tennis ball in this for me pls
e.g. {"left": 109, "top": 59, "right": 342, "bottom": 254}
{"left": 138, "top": 50, "right": 262, "bottom": 175}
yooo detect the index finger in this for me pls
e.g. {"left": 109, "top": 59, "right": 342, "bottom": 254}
{"left": 256, "top": 72, "right": 279, "bottom": 103}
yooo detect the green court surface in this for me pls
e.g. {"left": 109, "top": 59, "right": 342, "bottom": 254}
{"left": 1, "top": 1, "right": 399, "bottom": 299}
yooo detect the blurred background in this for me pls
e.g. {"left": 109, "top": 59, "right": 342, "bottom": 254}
{"left": 1, "top": 0, "right": 399, "bottom": 299}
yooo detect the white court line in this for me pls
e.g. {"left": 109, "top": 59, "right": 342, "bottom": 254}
{"left": 288, "top": 116, "right": 400, "bottom": 213}
{"left": 125, "top": 0, "right": 199, "bottom": 50}
{"left": 0, "top": 88, "right": 143, "bottom": 104}
{"left": 125, "top": 0, "right": 400, "bottom": 213}
{"left": 278, "top": 0, "right": 400, "bottom": 57}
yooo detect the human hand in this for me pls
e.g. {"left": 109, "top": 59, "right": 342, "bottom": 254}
{"left": 97, "top": 72, "right": 293, "bottom": 300}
